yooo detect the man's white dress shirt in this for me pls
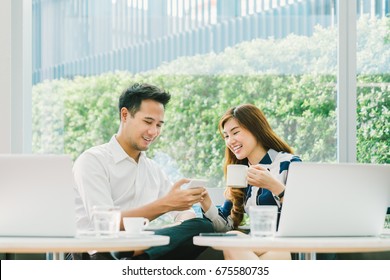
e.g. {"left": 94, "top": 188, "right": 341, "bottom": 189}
{"left": 73, "top": 135, "right": 173, "bottom": 231}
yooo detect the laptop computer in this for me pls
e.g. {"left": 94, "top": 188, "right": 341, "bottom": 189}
{"left": 277, "top": 162, "right": 390, "bottom": 237}
{"left": 0, "top": 154, "right": 76, "bottom": 237}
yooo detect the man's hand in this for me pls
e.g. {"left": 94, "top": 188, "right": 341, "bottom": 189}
{"left": 163, "top": 178, "right": 206, "bottom": 211}
{"left": 121, "top": 178, "right": 206, "bottom": 225}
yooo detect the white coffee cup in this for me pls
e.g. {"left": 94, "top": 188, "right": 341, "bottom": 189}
{"left": 92, "top": 205, "right": 121, "bottom": 238}
{"left": 226, "top": 164, "right": 248, "bottom": 188}
{"left": 123, "top": 217, "right": 150, "bottom": 234}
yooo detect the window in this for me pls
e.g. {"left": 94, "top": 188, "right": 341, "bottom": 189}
{"left": 29, "top": 0, "right": 388, "bottom": 187}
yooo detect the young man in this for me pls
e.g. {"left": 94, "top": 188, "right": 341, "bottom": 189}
{"left": 73, "top": 83, "right": 213, "bottom": 260}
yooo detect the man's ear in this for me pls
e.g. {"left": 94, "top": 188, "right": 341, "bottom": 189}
{"left": 120, "top": 107, "right": 129, "bottom": 122}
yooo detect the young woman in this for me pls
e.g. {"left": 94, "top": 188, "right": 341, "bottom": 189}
{"left": 200, "top": 104, "right": 301, "bottom": 260}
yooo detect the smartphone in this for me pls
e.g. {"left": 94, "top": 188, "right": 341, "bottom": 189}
{"left": 186, "top": 179, "right": 208, "bottom": 189}
{"left": 199, "top": 233, "right": 238, "bottom": 237}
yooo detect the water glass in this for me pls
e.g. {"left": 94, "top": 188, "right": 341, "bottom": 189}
{"left": 92, "top": 205, "right": 121, "bottom": 238}
{"left": 249, "top": 205, "right": 278, "bottom": 237}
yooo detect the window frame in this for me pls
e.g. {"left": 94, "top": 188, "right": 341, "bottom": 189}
{"left": 1, "top": 0, "right": 32, "bottom": 154}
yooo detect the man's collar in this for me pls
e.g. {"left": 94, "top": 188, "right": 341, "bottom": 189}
{"left": 109, "top": 135, "right": 145, "bottom": 164}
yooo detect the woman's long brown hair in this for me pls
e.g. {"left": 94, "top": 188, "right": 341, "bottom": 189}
{"left": 219, "top": 104, "right": 293, "bottom": 228}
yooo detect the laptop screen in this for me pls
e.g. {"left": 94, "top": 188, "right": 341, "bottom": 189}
{"left": 0, "top": 155, "right": 76, "bottom": 237}
{"left": 277, "top": 162, "right": 390, "bottom": 237}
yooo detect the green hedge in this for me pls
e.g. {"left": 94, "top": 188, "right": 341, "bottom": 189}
{"left": 32, "top": 16, "right": 389, "bottom": 185}
{"left": 32, "top": 73, "right": 389, "bottom": 186}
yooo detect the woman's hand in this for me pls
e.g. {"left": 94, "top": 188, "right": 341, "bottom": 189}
{"left": 199, "top": 189, "right": 212, "bottom": 213}
{"left": 247, "top": 164, "right": 285, "bottom": 194}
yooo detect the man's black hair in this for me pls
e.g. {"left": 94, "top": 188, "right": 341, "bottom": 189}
{"left": 118, "top": 83, "right": 171, "bottom": 119}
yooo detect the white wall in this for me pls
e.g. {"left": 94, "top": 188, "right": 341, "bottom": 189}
{"left": 0, "top": 0, "right": 12, "bottom": 153}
